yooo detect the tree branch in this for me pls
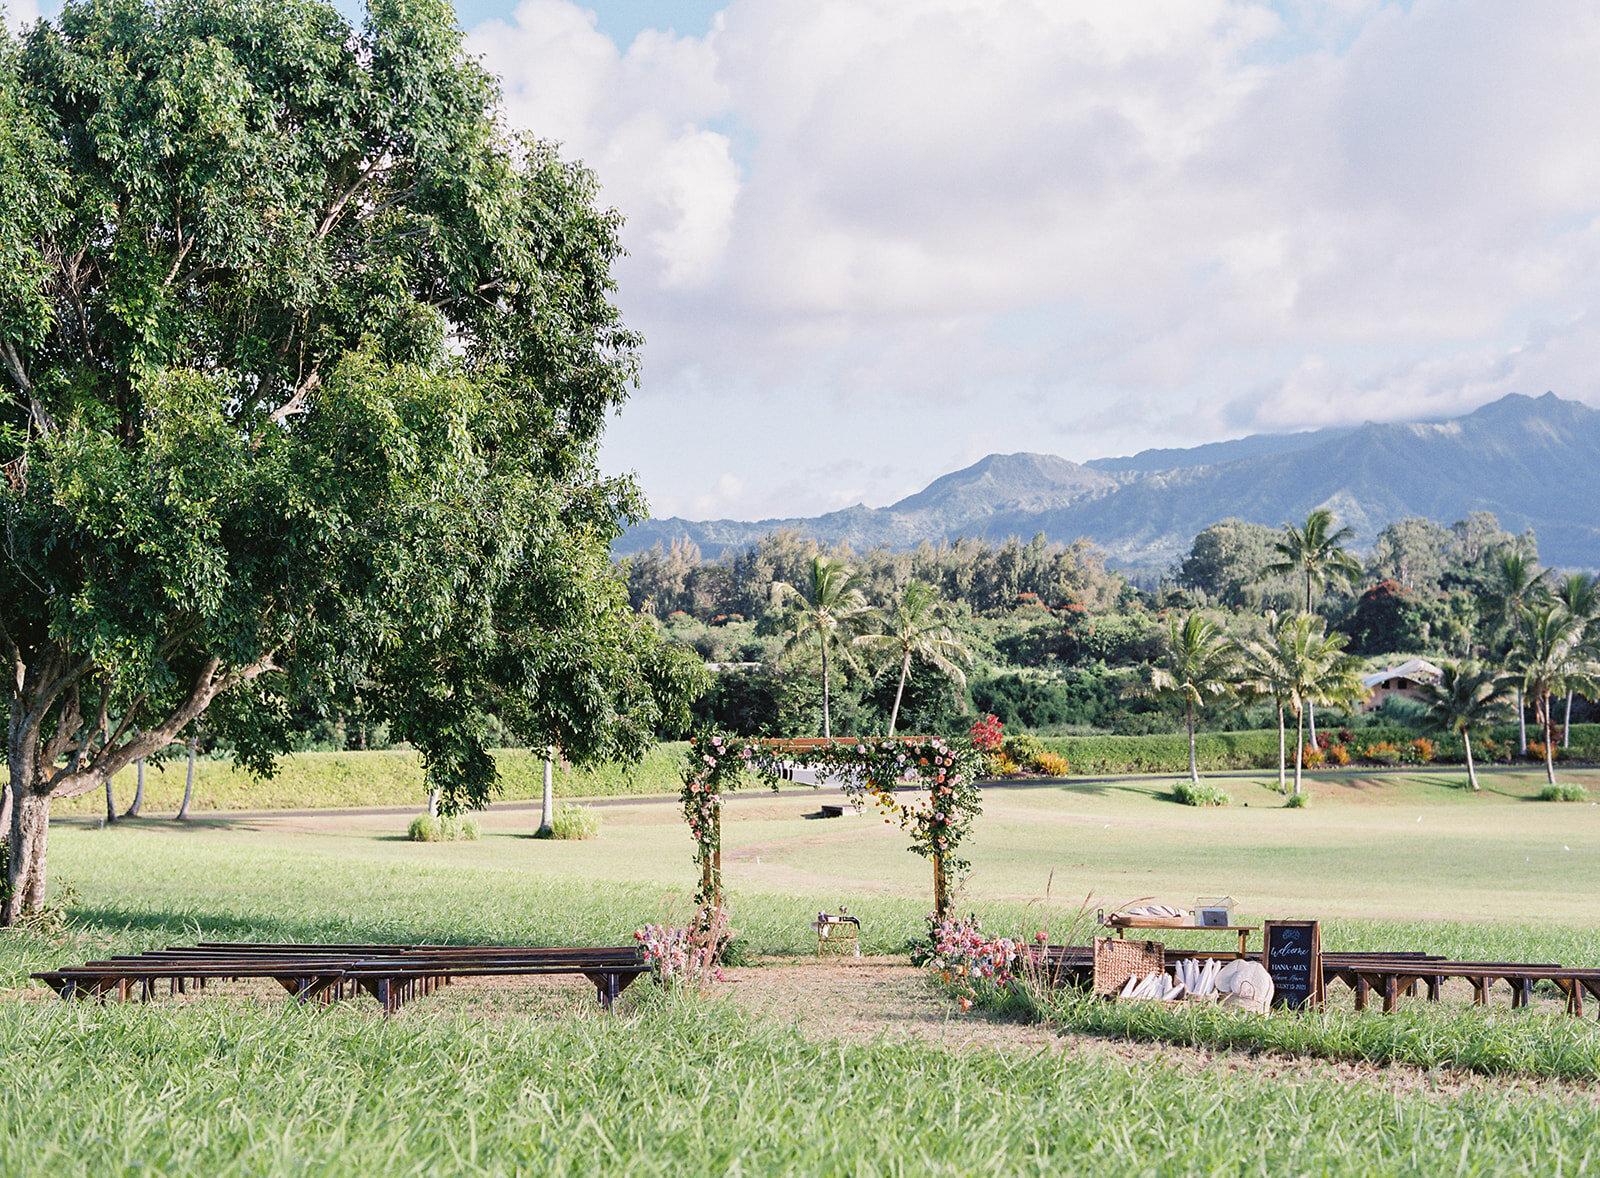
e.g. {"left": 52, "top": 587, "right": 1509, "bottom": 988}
{"left": 0, "top": 339, "right": 54, "bottom": 435}
{"left": 54, "top": 652, "right": 282, "bottom": 798}
{"left": 267, "top": 371, "right": 319, "bottom": 426}
{"left": 315, "top": 155, "right": 389, "bottom": 242}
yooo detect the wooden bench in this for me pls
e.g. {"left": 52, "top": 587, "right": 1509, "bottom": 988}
{"left": 1032, "top": 945, "right": 1600, "bottom": 1017}
{"left": 32, "top": 942, "right": 651, "bottom": 1015}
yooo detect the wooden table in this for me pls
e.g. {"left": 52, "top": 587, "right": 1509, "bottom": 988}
{"left": 1108, "top": 924, "right": 1258, "bottom": 957}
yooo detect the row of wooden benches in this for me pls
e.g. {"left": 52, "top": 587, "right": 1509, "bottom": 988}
{"left": 32, "top": 942, "right": 652, "bottom": 1015}
{"left": 1030, "top": 946, "right": 1600, "bottom": 1015}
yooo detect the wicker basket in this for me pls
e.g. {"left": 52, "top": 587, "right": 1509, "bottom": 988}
{"left": 1093, "top": 936, "right": 1165, "bottom": 997}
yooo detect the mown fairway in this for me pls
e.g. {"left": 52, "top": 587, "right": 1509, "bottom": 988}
{"left": 6, "top": 768, "right": 1600, "bottom": 1175}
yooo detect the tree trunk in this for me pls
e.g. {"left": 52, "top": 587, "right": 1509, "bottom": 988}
{"left": 1186, "top": 702, "right": 1199, "bottom": 785}
{"left": 103, "top": 774, "right": 117, "bottom": 825}
{"left": 175, "top": 733, "right": 197, "bottom": 821}
{"left": 1517, "top": 687, "right": 1527, "bottom": 754}
{"left": 1564, "top": 693, "right": 1573, "bottom": 748}
{"left": 820, "top": 637, "right": 832, "bottom": 739}
{"left": 124, "top": 759, "right": 145, "bottom": 818}
{"left": 1542, "top": 693, "right": 1557, "bottom": 788}
{"left": 427, "top": 788, "right": 440, "bottom": 818}
{"left": 4, "top": 789, "right": 50, "bottom": 926}
{"left": 1277, "top": 705, "right": 1287, "bottom": 793}
{"left": 1308, "top": 700, "right": 1317, "bottom": 747}
{"left": 1463, "top": 729, "right": 1479, "bottom": 792}
{"left": 537, "top": 755, "right": 554, "bottom": 836}
{"left": 933, "top": 851, "right": 949, "bottom": 919}
{"left": 887, "top": 651, "right": 911, "bottom": 737}
{"left": 1294, "top": 708, "right": 1304, "bottom": 796}
{"left": 0, "top": 778, "right": 11, "bottom": 843}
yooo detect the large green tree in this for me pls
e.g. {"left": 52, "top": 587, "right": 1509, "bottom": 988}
{"left": 856, "top": 579, "right": 970, "bottom": 736}
{"left": 1146, "top": 611, "right": 1238, "bottom": 786}
{"left": 1264, "top": 508, "right": 1363, "bottom": 742}
{"left": 0, "top": 0, "right": 704, "bottom": 924}
{"left": 775, "top": 555, "right": 873, "bottom": 739}
{"left": 1418, "top": 661, "right": 1511, "bottom": 793}
{"left": 1507, "top": 603, "right": 1597, "bottom": 789}
{"left": 1484, "top": 550, "right": 1547, "bottom": 754}
{"left": 1244, "top": 613, "right": 1362, "bottom": 797}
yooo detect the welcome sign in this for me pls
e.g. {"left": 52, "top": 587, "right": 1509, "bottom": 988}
{"left": 1262, "top": 920, "right": 1323, "bottom": 1010}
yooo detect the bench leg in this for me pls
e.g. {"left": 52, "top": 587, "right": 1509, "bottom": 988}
{"left": 1354, "top": 976, "right": 1368, "bottom": 1011}
{"left": 1382, "top": 975, "right": 1398, "bottom": 1014}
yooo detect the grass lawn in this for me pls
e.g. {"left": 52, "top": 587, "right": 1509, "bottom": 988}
{"left": 5, "top": 766, "right": 1600, "bottom": 1174}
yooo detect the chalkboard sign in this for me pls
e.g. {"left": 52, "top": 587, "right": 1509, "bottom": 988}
{"left": 1262, "top": 920, "right": 1322, "bottom": 1010}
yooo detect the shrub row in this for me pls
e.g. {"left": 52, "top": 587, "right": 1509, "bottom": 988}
{"left": 1035, "top": 723, "right": 1600, "bottom": 777}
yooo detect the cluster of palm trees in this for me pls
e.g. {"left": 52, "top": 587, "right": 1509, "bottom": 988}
{"left": 775, "top": 556, "right": 971, "bottom": 738}
{"left": 1151, "top": 509, "right": 1600, "bottom": 796}
{"left": 1149, "top": 608, "right": 1363, "bottom": 796}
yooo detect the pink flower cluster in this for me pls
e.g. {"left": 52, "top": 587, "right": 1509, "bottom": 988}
{"left": 925, "top": 915, "right": 1024, "bottom": 989}
{"left": 634, "top": 907, "right": 733, "bottom": 987}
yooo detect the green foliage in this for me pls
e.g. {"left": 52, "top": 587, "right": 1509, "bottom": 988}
{"left": 1001, "top": 733, "right": 1046, "bottom": 765}
{"left": 1172, "top": 778, "right": 1230, "bottom": 806}
{"left": 1176, "top": 519, "right": 1299, "bottom": 610}
{"left": 0, "top": 0, "right": 707, "bottom": 923}
{"left": 551, "top": 803, "right": 600, "bottom": 840}
{"left": 1285, "top": 791, "right": 1308, "bottom": 808}
{"left": 408, "top": 814, "right": 477, "bottom": 842}
{"left": 442, "top": 815, "right": 480, "bottom": 841}
{"left": 1033, "top": 987, "right": 1600, "bottom": 1083}
{"left": 407, "top": 815, "right": 442, "bottom": 843}
{"left": 1538, "top": 782, "right": 1588, "bottom": 802}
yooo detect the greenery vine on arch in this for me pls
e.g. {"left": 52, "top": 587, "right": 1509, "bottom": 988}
{"left": 680, "top": 730, "right": 985, "bottom": 918}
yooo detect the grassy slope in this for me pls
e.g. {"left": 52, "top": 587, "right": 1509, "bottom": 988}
{"left": 49, "top": 744, "right": 690, "bottom": 815}
{"left": 10, "top": 769, "right": 1600, "bottom": 1173}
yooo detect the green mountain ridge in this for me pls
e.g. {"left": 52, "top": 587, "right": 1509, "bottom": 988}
{"left": 618, "top": 393, "right": 1600, "bottom": 569}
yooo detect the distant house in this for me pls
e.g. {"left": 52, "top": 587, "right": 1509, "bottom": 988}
{"left": 705, "top": 662, "right": 762, "bottom": 673}
{"left": 1360, "top": 658, "right": 1443, "bottom": 712}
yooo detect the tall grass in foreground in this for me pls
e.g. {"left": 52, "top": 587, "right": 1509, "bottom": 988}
{"left": 1035, "top": 987, "right": 1600, "bottom": 1082}
{"left": 1, "top": 997, "right": 1598, "bottom": 1177}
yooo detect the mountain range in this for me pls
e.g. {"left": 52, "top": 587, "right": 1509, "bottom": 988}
{"left": 616, "top": 393, "right": 1600, "bottom": 570}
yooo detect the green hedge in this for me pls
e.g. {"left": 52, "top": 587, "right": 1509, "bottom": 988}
{"left": 47, "top": 744, "right": 691, "bottom": 815}
{"left": 1035, "top": 722, "right": 1600, "bottom": 776}
{"left": 1036, "top": 731, "right": 1282, "bottom": 775}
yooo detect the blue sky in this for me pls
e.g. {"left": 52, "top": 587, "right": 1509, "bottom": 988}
{"left": 11, "top": 1, "right": 1600, "bottom": 524}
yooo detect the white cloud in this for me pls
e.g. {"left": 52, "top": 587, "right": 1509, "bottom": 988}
{"left": 2, "top": 1, "right": 42, "bottom": 31}
{"left": 469, "top": 0, "right": 1600, "bottom": 519}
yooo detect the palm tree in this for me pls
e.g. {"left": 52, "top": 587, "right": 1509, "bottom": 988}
{"left": 776, "top": 555, "right": 875, "bottom": 738}
{"left": 1236, "top": 610, "right": 1295, "bottom": 793}
{"left": 1264, "top": 509, "right": 1363, "bottom": 742}
{"left": 1418, "top": 661, "right": 1512, "bottom": 792}
{"left": 1147, "top": 611, "right": 1239, "bottom": 785}
{"left": 856, "top": 580, "right": 971, "bottom": 736}
{"left": 1270, "top": 613, "right": 1363, "bottom": 797}
{"left": 1506, "top": 603, "right": 1597, "bottom": 789}
{"left": 1485, "top": 550, "right": 1547, "bottom": 753}
{"left": 1554, "top": 572, "right": 1597, "bottom": 747}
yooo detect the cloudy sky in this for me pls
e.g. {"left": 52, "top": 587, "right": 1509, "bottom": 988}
{"left": 11, "top": 1, "right": 1600, "bottom": 522}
